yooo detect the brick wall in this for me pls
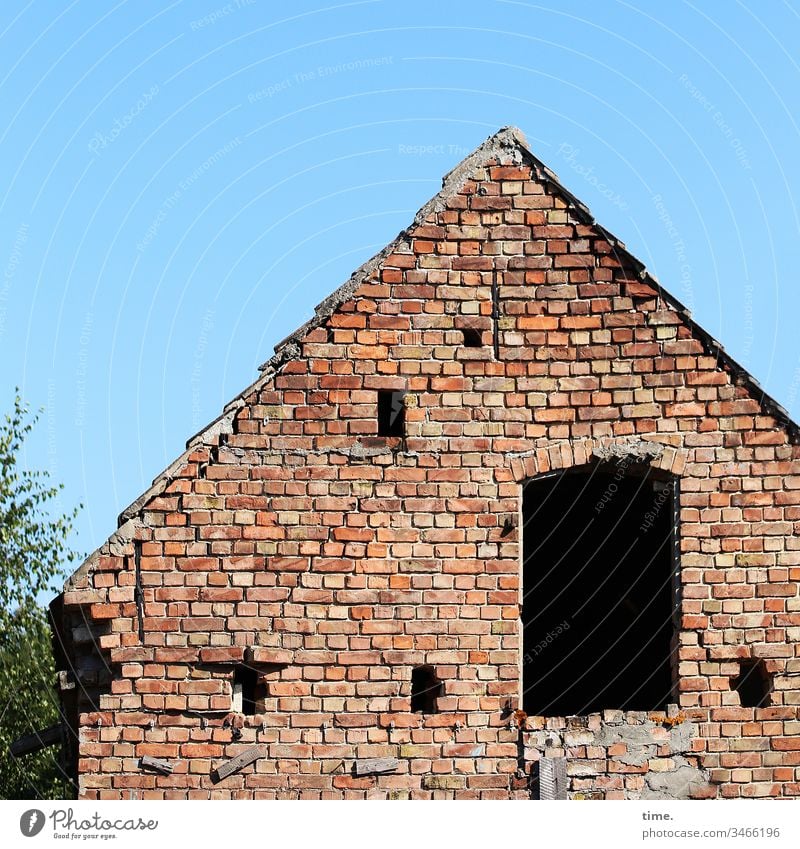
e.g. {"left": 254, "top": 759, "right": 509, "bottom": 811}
{"left": 55, "top": 127, "right": 800, "bottom": 799}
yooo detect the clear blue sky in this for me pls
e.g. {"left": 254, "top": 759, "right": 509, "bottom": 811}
{"left": 2, "top": 0, "right": 799, "bottom": 568}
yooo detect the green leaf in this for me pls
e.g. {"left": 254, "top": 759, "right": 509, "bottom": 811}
{"left": 0, "top": 392, "right": 79, "bottom": 799}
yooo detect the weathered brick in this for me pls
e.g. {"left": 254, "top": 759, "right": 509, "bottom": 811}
{"left": 54, "top": 126, "right": 800, "bottom": 801}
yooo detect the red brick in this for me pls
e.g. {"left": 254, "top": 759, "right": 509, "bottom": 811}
{"left": 55, "top": 127, "right": 799, "bottom": 802}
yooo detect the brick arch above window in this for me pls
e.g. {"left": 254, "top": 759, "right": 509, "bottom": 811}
{"left": 504, "top": 437, "right": 688, "bottom": 484}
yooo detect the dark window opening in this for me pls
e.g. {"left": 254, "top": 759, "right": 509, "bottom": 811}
{"left": 461, "top": 327, "right": 483, "bottom": 347}
{"left": 411, "top": 665, "right": 442, "bottom": 713}
{"left": 522, "top": 463, "right": 677, "bottom": 716}
{"left": 377, "top": 390, "right": 405, "bottom": 437}
{"left": 232, "top": 665, "right": 259, "bottom": 715}
{"left": 732, "top": 659, "right": 771, "bottom": 708}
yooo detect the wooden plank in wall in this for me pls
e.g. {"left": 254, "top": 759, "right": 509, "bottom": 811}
{"left": 539, "top": 756, "right": 568, "bottom": 800}
{"left": 211, "top": 745, "right": 264, "bottom": 783}
{"left": 353, "top": 757, "right": 399, "bottom": 777}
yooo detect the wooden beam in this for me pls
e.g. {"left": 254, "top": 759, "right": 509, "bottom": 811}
{"left": 9, "top": 724, "right": 63, "bottom": 757}
{"left": 353, "top": 757, "right": 399, "bottom": 777}
{"left": 139, "top": 755, "right": 173, "bottom": 775}
{"left": 539, "top": 756, "right": 568, "bottom": 800}
{"left": 211, "top": 745, "right": 263, "bottom": 783}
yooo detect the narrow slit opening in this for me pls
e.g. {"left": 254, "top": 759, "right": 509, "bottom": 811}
{"left": 377, "top": 390, "right": 405, "bottom": 437}
{"left": 232, "top": 665, "right": 259, "bottom": 716}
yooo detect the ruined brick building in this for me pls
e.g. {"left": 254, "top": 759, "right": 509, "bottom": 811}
{"left": 48, "top": 127, "right": 800, "bottom": 799}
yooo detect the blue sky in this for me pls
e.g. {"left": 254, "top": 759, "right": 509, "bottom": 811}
{"left": 2, "top": 0, "right": 800, "bottom": 570}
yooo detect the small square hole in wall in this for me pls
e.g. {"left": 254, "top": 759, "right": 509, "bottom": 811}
{"left": 410, "top": 665, "right": 442, "bottom": 713}
{"left": 461, "top": 327, "right": 483, "bottom": 347}
{"left": 377, "top": 390, "right": 405, "bottom": 437}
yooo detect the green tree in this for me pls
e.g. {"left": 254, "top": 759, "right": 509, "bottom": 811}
{"left": 0, "top": 393, "right": 80, "bottom": 799}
